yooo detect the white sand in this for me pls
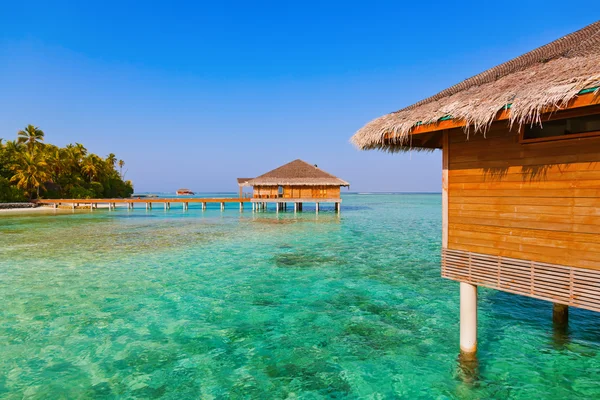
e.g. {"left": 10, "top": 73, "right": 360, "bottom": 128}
{"left": 0, "top": 206, "right": 61, "bottom": 214}
{"left": 0, "top": 203, "right": 125, "bottom": 214}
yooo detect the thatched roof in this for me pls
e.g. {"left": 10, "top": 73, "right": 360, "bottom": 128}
{"left": 246, "top": 159, "right": 349, "bottom": 186}
{"left": 237, "top": 178, "right": 253, "bottom": 187}
{"left": 351, "top": 21, "right": 600, "bottom": 151}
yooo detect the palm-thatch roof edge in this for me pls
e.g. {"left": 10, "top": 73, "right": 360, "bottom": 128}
{"left": 245, "top": 159, "right": 350, "bottom": 187}
{"left": 351, "top": 20, "right": 600, "bottom": 152}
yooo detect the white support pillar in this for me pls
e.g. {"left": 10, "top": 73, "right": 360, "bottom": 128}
{"left": 315, "top": 203, "right": 320, "bottom": 213}
{"left": 220, "top": 202, "right": 225, "bottom": 211}
{"left": 72, "top": 203, "right": 76, "bottom": 210}
{"left": 460, "top": 282, "right": 478, "bottom": 356}
{"left": 184, "top": 202, "right": 188, "bottom": 211}
{"left": 164, "top": 203, "right": 168, "bottom": 210}
{"left": 240, "top": 202, "right": 244, "bottom": 212}
{"left": 294, "top": 202, "right": 298, "bottom": 212}
{"left": 202, "top": 202, "right": 207, "bottom": 211}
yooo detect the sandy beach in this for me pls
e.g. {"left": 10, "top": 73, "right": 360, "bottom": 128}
{"left": 0, "top": 204, "right": 119, "bottom": 214}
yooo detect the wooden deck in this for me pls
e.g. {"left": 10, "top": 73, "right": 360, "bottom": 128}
{"left": 250, "top": 198, "right": 341, "bottom": 203}
{"left": 35, "top": 197, "right": 341, "bottom": 213}
{"left": 36, "top": 198, "right": 249, "bottom": 204}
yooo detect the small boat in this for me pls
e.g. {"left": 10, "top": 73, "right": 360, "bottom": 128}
{"left": 176, "top": 188, "right": 195, "bottom": 196}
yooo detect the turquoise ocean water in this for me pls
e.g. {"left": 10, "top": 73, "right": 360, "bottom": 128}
{"left": 1, "top": 193, "right": 599, "bottom": 399}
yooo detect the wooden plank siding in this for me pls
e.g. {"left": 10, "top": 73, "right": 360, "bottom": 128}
{"left": 253, "top": 185, "right": 341, "bottom": 199}
{"left": 447, "top": 113, "right": 600, "bottom": 270}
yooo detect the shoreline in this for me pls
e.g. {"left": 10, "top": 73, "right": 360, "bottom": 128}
{"left": 0, "top": 204, "right": 116, "bottom": 214}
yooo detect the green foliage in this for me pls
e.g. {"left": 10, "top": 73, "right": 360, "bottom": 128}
{"left": 0, "top": 126, "right": 134, "bottom": 201}
{"left": 69, "top": 186, "right": 96, "bottom": 199}
{"left": 0, "top": 177, "right": 27, "bottom": 202}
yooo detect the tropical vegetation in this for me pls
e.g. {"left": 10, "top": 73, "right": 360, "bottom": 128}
{"left": 0, "top": 125, "right": 133, "bottom": 202}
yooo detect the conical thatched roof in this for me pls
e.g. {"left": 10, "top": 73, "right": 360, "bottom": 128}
{"left": 246, "top": 159, "right": 349, "bottom": 186}
{"left": 351, "top": 21, "right": 600, "bottom": 151}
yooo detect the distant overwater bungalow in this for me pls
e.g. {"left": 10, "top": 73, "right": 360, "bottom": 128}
{"left": 351, "top": 21, "right": 600, "bottom": 359}
{"left": 239, "top": 159, "right": 350, "bottom": 212}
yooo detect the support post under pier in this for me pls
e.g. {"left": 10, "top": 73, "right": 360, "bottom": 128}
{"left": 460, "top": 282, "right": 478, "bottom": 357}
{"left": 553, "top": 303, "right": 569, "bottom": 328}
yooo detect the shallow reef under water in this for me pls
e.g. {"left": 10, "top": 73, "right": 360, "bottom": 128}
{"left": 1, "top": 194, "right": 600, "bottom": 399}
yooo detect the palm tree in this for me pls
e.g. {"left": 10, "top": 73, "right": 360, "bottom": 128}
{"left": 3, "top": 140, "right": 23, "bottom": 163}
{"left": 118, "top": 159, "right": 125, "bottom": 178}
{"left": 81, "top": 154, "right": 103, "bottom": 182}
{"left": 106, "top": 153, "right": 117, "bottom": 171}
{"left": 10, "top": 150, "right": 49, "bottom": 199}
{"left": 17, "top": 125, "right": 45, "bottom": 151}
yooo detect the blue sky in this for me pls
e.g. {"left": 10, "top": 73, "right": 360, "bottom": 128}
{"left": 0, "top": 2, "right": 597, "bottom": 192}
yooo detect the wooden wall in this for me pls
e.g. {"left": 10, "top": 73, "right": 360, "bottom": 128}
{"left": 253, "top": 186, "right": 278, "bottom": 198}
{"left": 253, "top": 185, "right": 341, "bottom": 199}
{"left": 447, "top": 122, "right": 600, "bottom": 270}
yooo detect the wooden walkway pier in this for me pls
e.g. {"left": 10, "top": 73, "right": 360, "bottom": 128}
{"left": 35, "top": 197, "right": 341, "bottom": 213}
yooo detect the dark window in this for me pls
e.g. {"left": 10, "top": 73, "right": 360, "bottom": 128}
{"left": 522, "top": 113, "right": 600, "bottom": 142}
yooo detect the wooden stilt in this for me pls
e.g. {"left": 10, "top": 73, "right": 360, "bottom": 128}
{"left": 553, "top": 303, "right": 569, "bottom": 327}
{"left": 460, "top": 282, "right": 478, "bottom": 357}
{"left": 240, "top": 202, "right": 244, "bottom": 211}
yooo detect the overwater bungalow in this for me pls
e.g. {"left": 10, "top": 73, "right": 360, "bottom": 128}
{"left": 238, "top": 159, "right": 350, "bottom": 212}
{"left": 351, "top": 21, "right": 600, "bottom": 358}
{"left": 176, "top": 188, "right": 195, "bottom": 195}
